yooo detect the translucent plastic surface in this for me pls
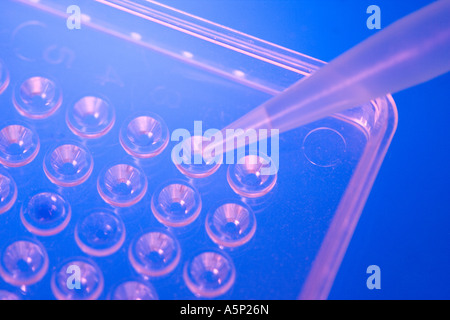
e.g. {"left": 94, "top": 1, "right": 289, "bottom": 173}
{"left": 0, "top": 0, "right": 397, "bottom": 300}
{"left": 0, "top": 60, "right": 10, "bottom": 95}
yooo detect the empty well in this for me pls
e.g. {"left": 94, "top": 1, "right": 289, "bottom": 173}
{"left": 120, "top": 113, "right": 169, "bottom": 158}
{"left": 66, "top": 96, "right": 115, "bottom": 139}
{"left": 172, "top": 136, "right": 222, "bottom": 179}
{"left": 0, "top": 239, "right": 49, "bottom": 286}
{"left": 44, "top": 142, "right": 94, "bottom": 187}
{"left": 129, "top": 231, "right": 181, "bottom": 277}
{"left": 109, "top": 280, "right": 158, "bottom": 300}
{"left": 227, "top": 154, "right": 277, "bottom": 198}
{"left": 183, "top": 250, "right": 235, "bottom": 298}
{"left": 0, "top": 124, "right": 40, "bottom": 168}
{"left": 75, "top": 210, "right": 126, "bottom": 257}
{"left": 205, "top": 202, "right": 256, "bottom": 248}
{"left": 51, "top": 258, "right": 104, "bottom": 300}
{"left": 97, "top": 164, "right": 148, "bottom": 207}
{"left": 13, "top": 76, "right": 62, "bottom": 119}
{"left": 151, "top": 181, "right": 202, "bottom": 228}
{"left": 20, "top": 192, "right": 71, "bottom": 236}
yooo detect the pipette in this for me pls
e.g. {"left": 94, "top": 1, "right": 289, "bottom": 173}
{"left": 207, "top": 0, "right": 450, "bottom": 155}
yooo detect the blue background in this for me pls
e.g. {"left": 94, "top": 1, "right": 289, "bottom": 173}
{"left": 161, "top": 0, "right": 450, "bottom": 299}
